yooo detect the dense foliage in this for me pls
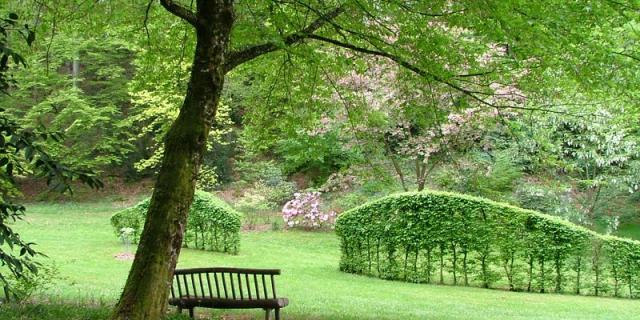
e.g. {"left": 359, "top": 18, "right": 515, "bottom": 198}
{"left": 0, "top": 1, "right": 637, "bottom": 235}
{"left": 0, "top": 12, "right": 101, "bottom": 298}
{"left": 336, "top": 191, "right": 640, "bottom": 298}
{"left": 111, "top": 191, "right": 241, "bottom": 254}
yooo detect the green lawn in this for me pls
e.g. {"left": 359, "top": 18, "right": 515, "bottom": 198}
{"left": 3, "top": 201, "right": 640, "bottom": 320}
{"left": 618, "top": 221, "right": 640, "bottom": 240}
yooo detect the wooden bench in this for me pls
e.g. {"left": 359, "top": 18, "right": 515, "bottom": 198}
{"left": 169, "top": 267, "right": 289, "bottom": 319}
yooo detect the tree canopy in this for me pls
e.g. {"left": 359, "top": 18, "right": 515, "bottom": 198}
{"left": 1, "top": 1, "right": 639, "bottom": 319}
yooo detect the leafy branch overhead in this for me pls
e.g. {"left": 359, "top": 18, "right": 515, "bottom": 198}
{"left": 0, "top": 13, "right": 35, "bottom": 95}
{"left": 170, "top": 1, "right": 633, "bottom": 112}
{"left": 165, "top": 2, "right": 499, "bottom": 104}
{"left": 225, "top": 1, "right": 619, "bottom": 110}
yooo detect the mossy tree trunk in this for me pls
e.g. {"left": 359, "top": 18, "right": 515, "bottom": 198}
{"left": 105, "top": 0, "right": 344, "bottom": 320}
{"left": 110, "top": 2, "right": 342, "bottom": 318}
{"left": 111, "top": 2, "right": 234, "bottom": 319}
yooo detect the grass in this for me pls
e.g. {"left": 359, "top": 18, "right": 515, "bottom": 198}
{"left": 2, "top": 200, "right": 640, "bottom": 319}
{"left": 617, "top": 221, "right": 640, "bottom": 240}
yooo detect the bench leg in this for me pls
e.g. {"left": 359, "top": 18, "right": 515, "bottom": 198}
{"left": 275, "top": 308, "right": 281, "bottom": 320}
{"left": 177, "top": 306, "right": 183, "bottom": 314}
{"left": 188, "top": 308, "right": 194, "bottom": 319}
{"left": 264, "top": 308, "right": 272, "bottom": 320}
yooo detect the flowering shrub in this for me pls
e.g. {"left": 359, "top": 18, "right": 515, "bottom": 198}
{"left": 282, "top": 192, "right": 337, "bottom": 229}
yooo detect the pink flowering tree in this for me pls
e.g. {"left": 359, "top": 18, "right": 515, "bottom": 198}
{"left": 390, "top": 108, "right": 501, "bottom": 191}
{"left": 329, "top": 41, "right": 525, "bottom": 192}
{"left": 333, "top": 62, "right": 504, "bottom": 191}
{"left": 282, "top": 191, "right": 337, "bottom": 229}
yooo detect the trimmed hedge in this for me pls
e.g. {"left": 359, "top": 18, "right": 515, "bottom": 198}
{"left": 111, "top": 190, "right": 242, "bottom": 254}
{"left": 336, "top": 191, "right": 640, "bottom": 298}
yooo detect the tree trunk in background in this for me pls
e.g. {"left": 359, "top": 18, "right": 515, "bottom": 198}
{"left": 72, "top": 56, "right": 79, "bottom": 86}
{"left": 416, "top": 159, "right": 425, "bottom": 191}
{"left": 112, "top": 2, "right": 234, "bottom": 319}
{"left": 416, "top": 161, "right": 436, "bottom": 192}
{"left": 383, "top": 140, "right": 408, "bottom": 192}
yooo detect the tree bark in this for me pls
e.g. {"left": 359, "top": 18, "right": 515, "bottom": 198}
{"left": 383, "top": 140, "right": 408, "bottom": 192}
{"left": 109, "top": 2, "right": 344, "bottom": 318}
{"left": 416, "top": 161, "right": 436, "bottom": 192}
{"left": 111, "top": 2, "right": 234, "bottom": 319}
{"left": 415, "top": 158, "right": 424, "bottom": 191}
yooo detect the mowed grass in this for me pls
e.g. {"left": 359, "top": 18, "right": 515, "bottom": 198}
{"left": 3, "top": 201, "right": 640, "bottom": 320}
{"left": 618, "top": 221, "right": 640, "bottom": 240}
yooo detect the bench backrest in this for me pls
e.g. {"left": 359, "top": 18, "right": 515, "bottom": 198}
{"left": 171, "top": 267, "right": 281, "bottom": 301}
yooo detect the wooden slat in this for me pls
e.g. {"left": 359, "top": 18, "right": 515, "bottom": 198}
{"left": 170, "top": 282, "right": 176, "bottom": 299}
{"left": 190, "top": 273, "right": 198, "bottom": 298}
{"left": 270, "top": 274, "right": 277, "bottom": 298}
{"left": 254, "top": 274, "right": 260, "bottom": 299}
{"left": 237, "top": 273, "right": 244, "bottom": 299}
{"left": 261, "top": 274, "right": 268, "bottom": 299}
{"left": 245, "top": 273, "right": 252, "bottom": 300}
{"left": 213, "top": 272, "right": 221, "bottom": 298}
{"left": 221, "top": 272, "right": 229, "bottom": 298}
{"left": 198, "top": 273, "right": 206, "bottom": 298}
{"left": 176, "top": 276, "right": 184, "bottom": 297}
{"left": 229, "top": 272, "right": 237, "bottom": 299}
{"left": 182, "top": 274, "right": 190, "bottom": 297}
{"left": 205, "top": 273, "right": 214, "bottom": 297}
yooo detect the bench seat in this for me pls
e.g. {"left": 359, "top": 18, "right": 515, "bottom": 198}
{"left": 169, "top": 297, "right": 289, "bottom": 309}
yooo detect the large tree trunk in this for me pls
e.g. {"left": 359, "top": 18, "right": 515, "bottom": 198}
{"left": 112, "top": 2, "right": 234, "bottom": 319}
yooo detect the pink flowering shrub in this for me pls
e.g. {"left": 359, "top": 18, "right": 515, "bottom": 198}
{"left": 282, "top": 192, "right": 337, "bottom": 229}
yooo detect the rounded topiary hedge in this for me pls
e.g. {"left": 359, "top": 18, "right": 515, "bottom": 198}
{"left": 111, "top": 190, "right": 242, "bottom": 254}
{"left": 336, "top": 191, "right": 640, "bottom": 298}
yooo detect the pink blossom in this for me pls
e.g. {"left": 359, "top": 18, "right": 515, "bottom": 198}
{"left": 281, "top": 191, "right": 337, "bottom": 229}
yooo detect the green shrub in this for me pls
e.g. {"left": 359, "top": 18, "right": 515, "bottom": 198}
{"left": 235, "top": 180, "right": 296, "bottom": 212}
{"left": 435, "top": 150, "right": 521, "bottom": 203}
{"left": 2, "top": 263, "right": 60, "bottom": 303}
{"left": 111, "top": 190, "right": 242, "bottom": 254}
{"left": 233, "top": 160, "right": 296, "bottom": 210}
{"left": 336, "top": 191, "right": 640, "bottom": 298}
{"left": 196, "top": 165, "right": 220, "bottom": 191}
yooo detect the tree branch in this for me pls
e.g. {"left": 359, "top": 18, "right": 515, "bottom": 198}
{"left": 304, "top": 34, "right": 492, "bottom": 101}
{"left": 159, "top": 0, "right": 198, "bottom": 27}
{"left": 143, "top": 0, "right": 154, "bottom": 45}
{"left": 613, "top": 51, "right": 640, "bottom": 62}
{"left": 397, "top": 3, "right": 465, "bottom": 17}
{"left": 224, "top": 6, "right": 344, "bottom": 73}
{"left": 305, "top": 34, "right": 572, "bottom": 114}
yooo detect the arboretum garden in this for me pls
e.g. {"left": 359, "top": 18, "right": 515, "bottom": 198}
{"left": 1, "top": 1, "right": 640, "bottom": 319}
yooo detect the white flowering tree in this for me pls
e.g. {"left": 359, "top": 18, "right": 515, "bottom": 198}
{"left": 518, "top": 107, "right": 640, "bottom": 228}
